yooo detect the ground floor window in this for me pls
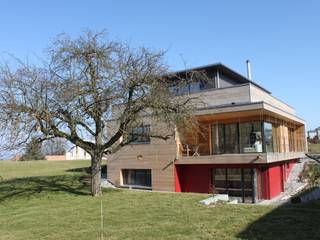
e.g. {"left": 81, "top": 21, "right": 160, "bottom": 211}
{"left": 122, "top": 169, "right": 152, "bottom": 188}
{"left": 213, "top": 168, "right": 254, "bottom": 203}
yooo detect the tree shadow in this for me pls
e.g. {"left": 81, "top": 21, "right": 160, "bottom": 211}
{"left": 237, "top": 189, "right": 320, "bottom": 240}
{"left": 0, "top": 175, "right": 91, "bottom": 203}
{"left": 66, "top": 166, "right": 91, "bottom": 173}
{"left": 66, "top": 165, "right": 107, "bottom": 178}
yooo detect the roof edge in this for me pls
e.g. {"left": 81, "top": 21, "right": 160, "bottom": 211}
{"left": 171, "top": 63, "right": 272, "bottom": 94}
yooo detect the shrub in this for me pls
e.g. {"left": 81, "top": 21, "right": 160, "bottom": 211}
{"left": 300, "top": 164, "right": 320, "bottom": 187}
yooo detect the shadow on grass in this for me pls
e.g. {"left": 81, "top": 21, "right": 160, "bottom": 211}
{"left": 66, "top": 165, "right": 107, "bottom": 178}
{"left": 66, "top": 166, "right": 91, "bottom": 173}
{"left": 237, "top": 189, "right": 320, "bottom": 240}
{"left": 0, "top": 175, "right": 91, "bottom": 202}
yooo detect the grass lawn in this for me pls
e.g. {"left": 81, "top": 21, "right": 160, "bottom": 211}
{"left": 1, "top": 161, "right": 320, "bottom": 240}
{"left": 308, "top": 143, "right": 320, "bottom": 154}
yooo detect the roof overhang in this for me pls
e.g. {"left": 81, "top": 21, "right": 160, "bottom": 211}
{"left": 195, "top": 102, "right": 305, "bottom": 125}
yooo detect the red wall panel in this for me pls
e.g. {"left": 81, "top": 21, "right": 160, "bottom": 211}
{"left": 267, "top": 164, "right": 284, "bottom": 199}
{"left": 174, "top": 165, "right": 182, "bottom": 192}
{"left": 175, "top": 160, "right": 297, "bottom": 200}
{"left": 179, "top": 165, "right": 212, "bottom": 193}
{"left": 175, "top": 164, "right": 258, "bottom": 194}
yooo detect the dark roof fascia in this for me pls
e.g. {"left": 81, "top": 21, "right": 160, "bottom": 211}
{"left": 170, "top": 63, "right": 271, "bottom": 94}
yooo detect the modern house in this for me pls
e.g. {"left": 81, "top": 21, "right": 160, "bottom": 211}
{"left": 65, "top": 146, "right": 91, "bottom": 160}
{"left": 107, "top": 63, "right": 306, "bottom": 203}
{"left": 45, "top": 146, "right": 91, "bottom": 161}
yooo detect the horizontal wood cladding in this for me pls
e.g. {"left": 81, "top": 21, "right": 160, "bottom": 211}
{"left": 263, "top": 105, "right": 304, "bottom": 125}
{"left": 110, "top": 85, "right": 251, "bottom": 120}
{"left": 249, "top": 84, "right": 296, "bottom": 115}
{"left": 187, "top": 84, "right": 251, "bottom": 108}
{"left": 106, "top": 116, "right": 177, "bottom": 191}
{"left": 107, "top": 141, "right": 177, "bottom": 191}
{"left": 197, "top": 111, "right": 265, "bottom": 123}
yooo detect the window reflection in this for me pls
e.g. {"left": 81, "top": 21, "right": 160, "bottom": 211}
{"left": 264, "top": 122, "right": 273, "bottom": 152}
{"left": 208, "top": 121, "right": 301, "bottom": 155}
{"left": 239, "top": 122, "right": 263, "bottom": 153}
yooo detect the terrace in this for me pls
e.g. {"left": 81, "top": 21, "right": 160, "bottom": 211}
{"left": 176, "top": 109, "right": 306, "bottom": 165}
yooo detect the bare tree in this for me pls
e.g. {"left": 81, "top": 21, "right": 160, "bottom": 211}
{"left": 42, "top": 138, "right": 66, "bottom": 155}
{"left": 0, "top": 31, "right": 200, "bottom": 196}
{"left": 21, "top": 137, "right": 45, "bottom": 161}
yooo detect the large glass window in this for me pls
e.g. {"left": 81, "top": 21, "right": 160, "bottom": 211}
{"left": 217, "top": 123, "right": 239, "bottom": 154}
{"left": 210, "top": 121, "right": 293, "bottom": 154}
{"left": 213, "top": 122, "right": 263, "bottom": 154}
{"left": 227, "top": 168, "right": 243, "bottom": 197}
{"left": 122, "top": 169, "right": 152, "bottom": 187}
{"left": 213, "top": 168, "right": 227, "bottom": 194}
{"left": 239, "top": 122, "right": 263, "bottom": 153}
{"left": 213, "top": 168, "right": 254, "bottom": 203}
{"left": 264, "top": 122, "right": 274, "bottom": 152}
{"left": 128, "top": 125, "right": 151, "bottom": 143}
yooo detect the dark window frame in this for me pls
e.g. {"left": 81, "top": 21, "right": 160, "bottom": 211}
{"left": 263, "top": 122, "right": 274, "bottom": 153}
{"left": 212, "top": 121, "right": 275, "bottom": 155}
{"left": 128, "top": 124, "right": 151, "bottom": 144}
{"left": 169, "top": 78, "right": 216, "bottom": 95}
{"left": 212, "top": 168, "right": 254, "bottom": 203}
{"left": 122, "top": 169, "right": 152, "bottom": 188}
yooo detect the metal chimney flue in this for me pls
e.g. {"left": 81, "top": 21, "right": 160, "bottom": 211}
{"left": 246, "top": 60, "right": 252, "bottom": 80}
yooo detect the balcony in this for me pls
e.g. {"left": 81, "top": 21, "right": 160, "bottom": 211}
{"left": 176, "top": 151, "right": 305, "bottom": 165}
{"left": 175, "top": 114, "right": 306, "bottom": 165}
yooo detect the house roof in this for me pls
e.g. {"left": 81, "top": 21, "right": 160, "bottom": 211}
{"left": 171, "top": 63, "right": 271, "bottom": 94}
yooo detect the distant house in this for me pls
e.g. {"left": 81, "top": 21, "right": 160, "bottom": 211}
{"left": 10, "top": 145, "right": 91, "bottom": 161}
{"left": 65, "top": 146, "right": 91, "bottom": 160}
{"left": 45, "top": 155, "right": 66, "bottom": 161}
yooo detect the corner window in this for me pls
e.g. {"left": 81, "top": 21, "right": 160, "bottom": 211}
{"left": 128, "top": 125, "right": 151, "bottom": 143}
{"left": 264, "top": 122, "right": 274, "bottom": 153}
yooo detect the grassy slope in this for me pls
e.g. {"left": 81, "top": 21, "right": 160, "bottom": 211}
{"left": 0, "top": 160, "right": 90, "bottom": 180}
{"left": 0, "top": 161, "right": 320, "bottom": 240}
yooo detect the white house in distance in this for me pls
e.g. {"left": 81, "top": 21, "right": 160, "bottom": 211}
{"left": 65, "top": 146, "right": 91, "bottom": 160}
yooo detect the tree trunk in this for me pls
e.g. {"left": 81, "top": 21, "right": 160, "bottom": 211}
{"left": 91, "top": 151, "right": 103, "bottom": 196}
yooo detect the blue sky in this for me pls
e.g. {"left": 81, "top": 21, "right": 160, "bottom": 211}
{"left": 1, "top": 0, "right": 319, "bottom": 129}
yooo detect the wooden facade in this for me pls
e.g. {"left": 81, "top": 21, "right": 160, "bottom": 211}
{"left": 107, "top": 119, "right": 177, "bottom": 191}
{"left": 106, "top": 64, "right": 307, "bottom": 199}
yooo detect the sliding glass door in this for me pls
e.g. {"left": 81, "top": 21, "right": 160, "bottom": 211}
{"left": 212, "top": 123, "right": 239, "bottom": 154}
{"left": 213, "top": 168, "right": 254, "bottom": 203}
{"left": 211, "top": 121, "right": 264, "bottom": 154}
